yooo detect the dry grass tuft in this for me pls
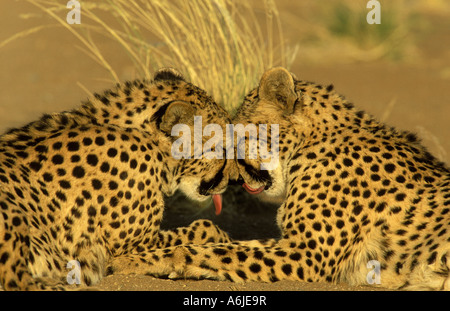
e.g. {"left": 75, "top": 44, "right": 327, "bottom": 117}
{"left": 11, "top": 0, "right": 297, "bottom": 113}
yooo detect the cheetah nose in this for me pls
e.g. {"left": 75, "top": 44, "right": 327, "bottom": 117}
{"left": 242, "top": 183, "right": 265, "bottom": 195}
{"left": 212, "top": 194, "right": 222, "bottom": 215}
{"left": 228, "top": 175, "right": 244, "bottom": 186}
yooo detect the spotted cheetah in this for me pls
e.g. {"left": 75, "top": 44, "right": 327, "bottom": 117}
{"left": 129, "top": 67, "right": 450, "bottom": 290}
{"left": 0, "top": 68, "right": 236, "bottom": 290}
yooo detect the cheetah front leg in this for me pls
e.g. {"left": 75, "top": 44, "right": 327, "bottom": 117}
{"left": 109, "top": 239, "right": 315, "bottom": 283}
{"left": 154, "top": 219, "right": 232, "bottom": 248}
{"left": 108, "top": 220, "right": 232, "bottom": 276}
{"left": 151, "top": 240, "right": 306, "bottom": 282}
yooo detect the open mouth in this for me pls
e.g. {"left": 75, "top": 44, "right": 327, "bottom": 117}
{"left": 236, "top": 159, "right": 272, "bottom": 194}
{"left": 242, "top": 183, "right": 265, "bottom": 195}
{"left": 198, "top": 161, "right": 227, "bottom": 215}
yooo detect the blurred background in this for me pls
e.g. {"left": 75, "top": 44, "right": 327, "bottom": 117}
{"left": 1, "top": 0, "right": 450, "bottom": 239}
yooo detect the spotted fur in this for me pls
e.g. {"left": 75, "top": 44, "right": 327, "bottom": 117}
{"left": 0, "top": 68, "right": 235, "bottom": 290}
{"left": 132, "top": 67, "right": 450, "bottom": 290}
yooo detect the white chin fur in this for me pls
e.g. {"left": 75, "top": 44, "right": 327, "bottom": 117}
{"left": 264, "top": 164, "right": 286, "bottom": 197}
{"left": 178, "top": 178, "right": 208, "bottom": 202}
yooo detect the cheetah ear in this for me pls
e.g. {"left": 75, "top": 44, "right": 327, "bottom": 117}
{"left": 160, "top": 101, "right": 195, "bottom": 134}
{"left": 258, "top": 67, "right": 298, "bottom": 115}
{"left": 153, "top": 67, "right": 185, "bottom": 82}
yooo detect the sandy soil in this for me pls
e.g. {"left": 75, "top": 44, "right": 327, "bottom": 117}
{"left": 96, "top": 274, "right": 387, "bottom": 291}
{"left": 1, "top": 2, "right": 449, "bottom": 292}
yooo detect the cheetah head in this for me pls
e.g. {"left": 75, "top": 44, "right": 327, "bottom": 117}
{"left": 149, "top": 69, "right": 238, "bottom": 214}
{"left": 84, "top": 68, "right": 238, "bottom": 214}
{"left": 233, "top": 67, "right": 307, "bottom": 200}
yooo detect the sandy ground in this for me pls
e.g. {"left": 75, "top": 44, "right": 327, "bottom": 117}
{"left": 96, "top": 274, "right": 387, "bottom": 291}
{"left": 1, "top": 1, "right": 449, "bottom": 292}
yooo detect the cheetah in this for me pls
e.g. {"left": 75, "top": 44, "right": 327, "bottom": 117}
{"left": 0, "top": 68, "right": 236, "bottom": 290}
{"left": 130, "top": 67, "right": 450, "bottom": 290}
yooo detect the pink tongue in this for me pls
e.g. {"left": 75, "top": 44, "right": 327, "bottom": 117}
{"left": 212, "top": 194, "right": 222, "bottom": 215}
{"left": 242, "top": 183, "right": 265, "bottom": 195}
